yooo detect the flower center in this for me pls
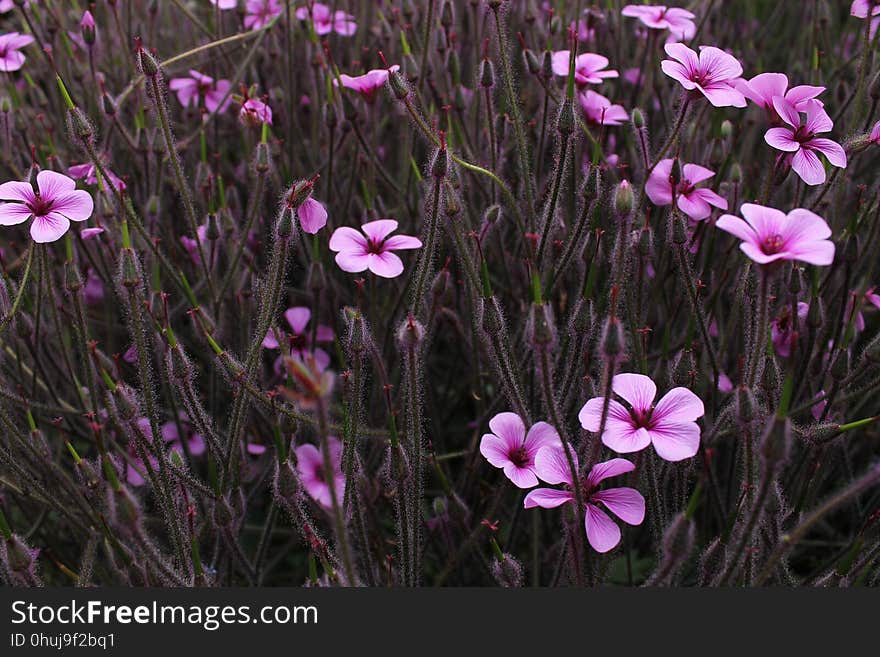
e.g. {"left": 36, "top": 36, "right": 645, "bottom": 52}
{"left": 28, "top": 194, "right": 54, "bottom": 217}
{"left": 366, "top": 238, "right": 385, "bottom": 255}
{"left": 289, "top": 333, "right": 307, "bottom": 350}
{"left": 793, "top": 126, "right": 814, "bottom": 143}
{"left": 677, "top": 179, "right": 695, "bottom": 196}
{"left": 630, "top": 407, "right": 653, "bottom": 429}
{"left": 509, "top": 446, "right": 530, "bottom": 468}
{"left": 762, "top": 233, "right": 785, "bottom": 255}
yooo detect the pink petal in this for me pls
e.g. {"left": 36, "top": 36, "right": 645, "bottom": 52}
{"left": 533, "top": 444, "right": 577, "bottom": 486}
{"left": 771, "top": 96, "right": 801, "bottom": 128}
{"left": 764, "top": 127, "right": 799, "bottom": 152}
{"left": 612, "top": 372, "right": 656, "bottom": 413}
{"left": 578, "top": 397, "right": 631, "bottom": 432}
{"left": 682, "top": 163, "right": 715, "bottom": 184}
{"left": 740, "top": 72, "right": 788, "bottom": 107}
{"left": 0, "top": 180, "right": 35, "bottom": 203}
{"left": 698, "top": 46, "right": 743, "bottom": 81}
{"left": 30, "top": 212, "right": 71, "bottom": 243}
{"left": 652, "top": 387, "right": 705, "bottom": 423}
{"left": 524, "top": 487, "right": 574, "bottom": 509}
{"left": 693, "top": 187, "right": 728, "bottom": 210}
{"left": 592, "top": 487, "right": 646, "bottom": 525}
{"left": 262, "top": 328, "right": 280, "bottom": 349}
{"left": 785, "top": 84, "right": 824, "bottom": 107}
{"left": 383, "top": 234, "right": 422, "bottom": 250}
{"left": 503, "top": 463, "right": 539, "bottom": 489}
{"left": 297, "top": 197, "right": 328, "bottom": 234}
{"left": 480, "top": 432, "right": 513, "bottom": 468}
{"left": 698, "top": 83, "right": 746, "bottom": 108}
{"left": 51, "top": 190, "right": 94, "bottom": 221}
{"left": 328, "top": 226, "right": 368, "bottom": 253}
{"left": 660, "top": 59, "right": 696, "bottom": 89}
{"left": 804, "top": 100, "right": 833, "bottom": 135}
{"left": 360, "top": 219, "right": 398, "bottom": 243}
{"left": 716, "top": 213, "right": 757, "bottom": 244}
{"left": 550, "top": 50, "right": 572, "bottom": 77}
{"left": 791, "top": 148, "right": 826, "bottom": 186}
{"left": 740, "top": 203, "right": 786, "bottom": 239}
{"left": 367, "top": 251, "right": 404, "bottom": 278}
{"left": 334, "top": 251, "right": 371, "bottom": 273}
{"left": 523, "top": 421, "right": 562, "bottom": 455}
{"left": 603, "top": 423, "right": 652, "bottom": 454}
{"left": 645, "top": 159, "right": 674, "bottom": 206}
{"left": 284, "top": 306, "right": 311, "bottom": 334}
{"left": 488, "top": 412, "right": 526, "bottom": 449}
{"left": 809, "top": 138, "right": 847, "bottom": 168}
{"left": 587, "top": 457, "right": 635, "bottom": 487}
{"left": 648, "top": 421, "right": 701, "bottom": 461}
{"left": 0, "top": 202, "right": 33, "bottom": 225}
{"left": 677, "top": 193, "right": 712, "bottom": 220}
{"left": 663, "top": 42, "right": 699, "bottom": 72}
{"left": 585, "top": 503, "right": 622, "bottom": 553}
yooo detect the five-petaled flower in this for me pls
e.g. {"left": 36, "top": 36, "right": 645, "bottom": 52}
{"left": 524, "top": 447, "right": 646, "bottom": 553}
{"left": 68, "top": 162, "right": 126, "bottom": 193}
{"left": 296, "top": 437, "right": 345, "bottom": 510}
{"left": 661, "top": 43, "right": 747, "bottom": 107}
{"left": 168, "top": 69, "right": 232, "bottom": 114}
{"left": 245, "top": 0, "right": 284, "bottom": 30}
{"left": 479, "top": 412, "right": 563, "bottom": 488}
{"left": 0, "top": 32, "right": 35, "bottom": 72}
{"left": 578, "top": 90, "right": 629, "bottom": 126}
{"left": 551, "top": 51, "right": 619, "bottom": 86}
{"left": 646, "top": 159, "right": 728, "bottom": 220}
{"left": 579, "top": 373, "right": 705, "bottom": 461}
{"left": 716, "top": 203, "right": 835, "bottom": 266}
{"left": 295, "top": 2, "right": 357, "bottom": 36}
{"left": 333, "top": 65, "right": 399, "bottom": 103}
{"left": 263, "top": 306, "right": 334, "bottom": 372}
{"left": 0, "top": 170, "right": 94, "bottom": 243}
{"left": 329, "top": 219, "right": 422, "bottom": 278}
{"left": 764, "top": 97, "right": 846, "bottom": 186}
{"left": 621, "top": 5, "right": 696, "bottom": 42}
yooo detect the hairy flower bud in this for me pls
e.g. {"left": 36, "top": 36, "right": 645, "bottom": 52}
{"left": 556, "top": 96, "right": 575, "bottom": 136}
{"left": 480, "top": 58, "right": 496, "bottom": 88}
{"left": 136, "top": 47, "right": 160, "bottom": 78}
{"left": 613, "top": 180, "right": 633, "bottom": 218}
{"left": 631, "top": 107, "right": 646, "bottom": 129}
{"left": 490, "top": 553, "right": 523, "bottom": 587}
{"left": 526, "top": 303, "right": 557, "bottom": 350}
{"left": 735, "top": 385, "right": 756, "bottom": 425}
{"left": 600, "top": 316, "right": 625, "bottom": 359}
{"left": 397, "top": 314, "right": 426, "bottom": 349}
{"left": 389, "top": 68, "right": 410, "bottom": 100}
{"left": 759, "top": 414, "right": 792, "bottom": 470}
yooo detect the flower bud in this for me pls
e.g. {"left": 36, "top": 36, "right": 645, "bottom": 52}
{"left": 67, "top": 106, "right": 95, "bottom": 143}
{"left": 3, "top": 534, "right": 37, "bottom": 575}
{"left": 720, "top": 120, "right": 733, "bottom": 139}
{"left": 524, "top": 49, "right": 540, "bottom": 76}
{"left": 730, "top": 162, "right": 743, "bottom": 183}
{"left": 440, "top": 0, "right": 454, "bottom": 28}
{"left": 389, "top": 68, "right": 410, "bottom": 100}
{"left": 81, "top": 10, "right": 96, "bottom": 46}
{"left": 556, "top": 96, "right": 575, "bottom": 136}
{"left": 735, "top": 385, "right": 756, "bottom": 425}
{"left": 136, "top": 47, "right": 160, "bottom": 78}
{"left": 672, "top": 349, "right": 695, "bottom": 387}
{"left": 397, "top": 314, "right": 426, "bottom": 349}
{"left": 600, "top": 316, "right": 625, "bottom": 358}
{"left": 613, "top": 180, "right": 633, "bottom": 217}
{"left": 431, "top": 146, "right": 449, "bottom": 178}
{"left": 119, "top": 248, "right": 142, "bottom": 289}
{"left": 479, "top": 58, "right": 496, "bottom": 88}
{"left": 490, "top": 553, "right": 523, "bottom": 587}
{"left": 526, "top": 303, "right": 557, "bottom": 350}
{"left": 275, "top": 205, "right": 293, "bottom": 238}
{"left": 631, "top": 107, "right": 646, "bottom": 129}
{"left": 759, "top": 414, "right": 792, "bottom": 470}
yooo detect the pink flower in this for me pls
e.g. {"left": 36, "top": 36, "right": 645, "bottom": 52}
{"left": 646, "top": 159, "right": 727, "bottom": 220}
{"left": 296, "top": 437, "right": 345, "bottom": 510}
{"left": 180, "top": 224, "right": 209, "bottom": 265}
{"left": 0, "top": 171, "right": 94, "bottom": 243}
{"left": 550, "top": 51, "right": 619, "bottom": 86}
{"left": 168, "top": 70, "right": 232, "bottom": 114}
{"left": 0, "top": 32, "right": 35, "bottom": 72}
{"left": 771, "top": 302, "right": 809, "bottom": 357}
{"left": 81, "top": 227, "right": 104, "bottom": 240}
{"left": 244, "top": 0, "right": 283, "bottom": 30}
{"left": 524, "top": 447, "right": 645, "bottom": 553}
{"left": 660, "top": 43, "right": 747, "bottom": 107}
{"left": 578, "top": 90, "right": 628, "bottom": 126}
{"left": 329, "top": 219, "right": 422, "bottom": 278}
{"left": 210, "top": 0, "right": 238, "bottom": 9}
{"left": 295, "top": 3, "right": 357, "bottom": 36}
{"left": 621, "top": 5, "right": 696, "bottom": 42}
{"left": 297, "top": 196, "right": 327, "bottom": 234}
{"left": 844, "top": 288, "right": 880, "bottom": 333}
{"left": 80, "top": 10, "right": 96, "bottom": 45}
{"left": 851, "top": 0, "right": 880, "bottom": 18}
{"left": 735, "top": 72, "right": 825, "bottom": 117}
{"left": 333, "top": 65, "right": 399, "bottom": 103}
{"left": 239, "top": 97, "right": 272, "bottom": 126}
{"left": 579, "top": 373, "right": 705, "bottom": 461}
{"left": 262, "top": 306, "right": 334, "bottom": 372}
{"left": 67, "top": 163, "right": 126, "bottom": 193}
{"left": 479, "top": 412, "right": 563, "bottom": 488}
{"left": 716, "top": 203, "right": 835, "bottom": 266}
{"left": 764, "top": 98, "right": 846, "bottom": 185}
{"left": 161, "top": 414, "right": 206, "bottom": 457}
{"left": 870, "top": 121, "right": 880, "bottom": 145}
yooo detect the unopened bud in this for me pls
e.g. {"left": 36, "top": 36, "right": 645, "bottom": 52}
{"left": 759, "top": 414, "right": 792, "bottom": 469}
{"left": 490, "top": 553, "right": 523, "bottom": 587}
{"left": 527, "top": 303, "right": 557, "bottom": 350}
{"left": 613, "top": 180, "right": 633, "bottom": 217}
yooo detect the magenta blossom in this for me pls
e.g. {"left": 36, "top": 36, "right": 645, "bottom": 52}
{"left": 296, "top": 437, "right": 345, "bottom": 510}
{"left": 239, "top": 97, "right": 272, "bottom": 126}
{"left": 621, "top": 5, "right": 696, "bottom": 42}
{"left": 479, "top": 412, "right": 562, "bottom": 488}
{"left": 329, "top": 219, "right": 422, "bottom": 278}
{"left": 297, "top": 197, "right": 327, "bottom": 234}
{"left": 295, "top": 3, "right": 357, "bottom": 36}
{"left": 210, "top": 0, "right": 237, "bottom": 9}
{"left": 851, "top": 0, "right": 880, "bottom": 17}
{"left": 771, "top": 302, "right": 809, "bottom": 357}
{"left": 161, "top": 414, "right": 206, "bottom": 457}
{"left": 870, "top": 121, "right": 880, "bottom": 146}
{"left": 333, "top": 65, "right": 399, "bottom": 103}
{"left": 646, "top": 159, "right": 727, "bottom": 220}
{"left": 180, "top": 224, "right": 209, "bottom": 266}
{"left": 716, "top": 203, "right": 835, "bottom": 266}
{"left": 578, "top": 90, "right": 628, "bottom": 126}
{"left": 245, "top": 0, "right": 283, "bottom": 30}
{"left": 764, "top": 98, "right": 846, "bottom": 185}
{"left": 524, "top": 447, "right": 645, "bottom": 553}
{"left": 168, "top": 70, "right": 232, "bottom": 114}
{"left": 262, "top": 306, "right": 334, "bottom": 372}
{"left": 551, "top": 51, "right": 618, "bottom": 86}
{"left": 0, "top": 171, "right": 94, "bottom": 243}
{"left": 579, "top": 373, "right": 705, "bottom": 461}
{"left": 68, "top": 163, "right": 126, "bottom": 193}
{"left": 0, "top": 32, "right": 35, "bottom": 72}
{"left": 735, "top": 72, "right": 825, "bottom": 118}
{"left": 661, "top": 43, "right": 746, "bottom": 107}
